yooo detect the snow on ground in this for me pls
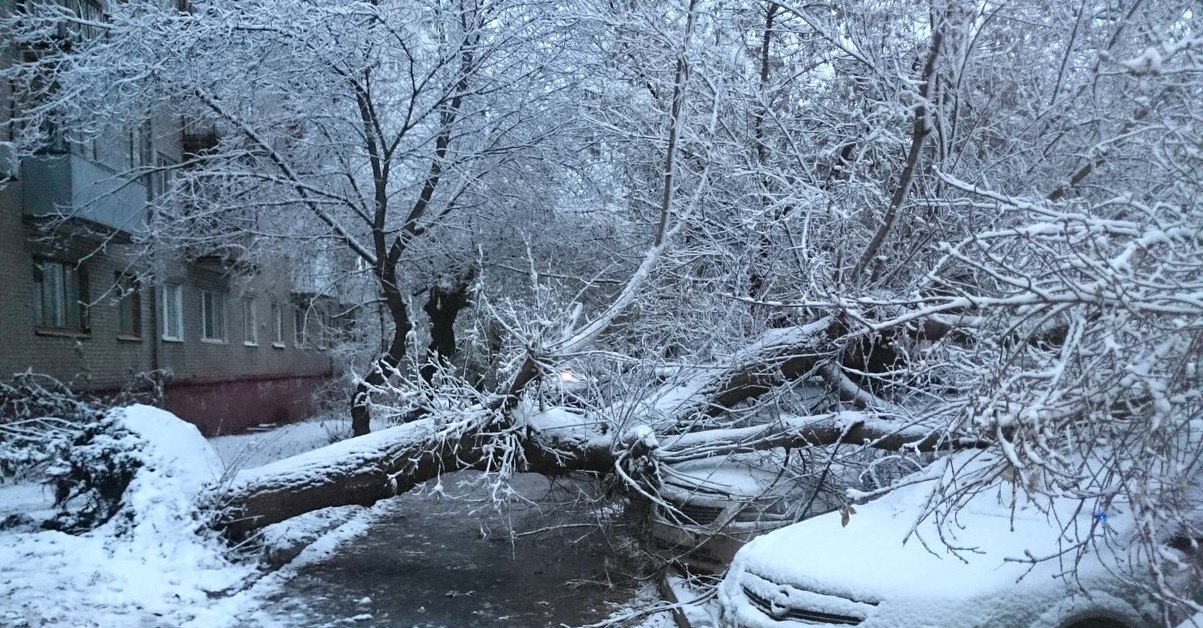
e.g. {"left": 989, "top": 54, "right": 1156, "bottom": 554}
{"left": 195, "top": 501, "right": 389, "bottom": 627}
{"left": 1177, "top": 613, "right": 1203, "bottom": 628}
{"left": 588, "top": 581, "right": 682, "bottom": 628}
{"left": 1, "top": 407, "right": 677, "bottom": 627}
{"left": 0, "top": 407, "right": 363, "bottom": 628}
{"left": 0, "top": 482, "right": 56, "bottom": 521}
{"left": 1, "top": 405, "right": 256, "bottom": 627}
{"left": 209, "top": 413, "right": 347, "bottom": 472}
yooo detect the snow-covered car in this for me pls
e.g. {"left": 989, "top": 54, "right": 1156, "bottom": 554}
{"left": 648, "top": 452, "right": 842, "bottom": 572}
{"left": 718, "top": 451, "right": 1200, "bottom": 628}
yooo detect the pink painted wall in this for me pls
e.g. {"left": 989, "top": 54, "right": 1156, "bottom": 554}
{"left": 164, "top": 374, "right": 330, "bottom": 435}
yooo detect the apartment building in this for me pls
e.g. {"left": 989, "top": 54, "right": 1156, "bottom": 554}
{"left": 0, "top": 4, "right": 344, "bottom": 434}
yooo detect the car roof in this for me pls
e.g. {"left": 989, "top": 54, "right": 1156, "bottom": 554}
{"left": 661, "top": 451, "right": 813, "bottom": 498}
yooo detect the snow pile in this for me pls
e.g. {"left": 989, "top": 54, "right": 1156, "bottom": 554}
{"left": 119, "top": 404, "right": 225, "bottom": 527}
{"left": 0, "top": 405, "right": 257, "bottom": 627}
{"left": 1176, "top": 612, "right": 1203, "bottom": 628}
{"left": 210, "top": 415, "right": 342, "bottom": 471}
{"left": 258, "top": 504, "right": 364, "bottom": 567}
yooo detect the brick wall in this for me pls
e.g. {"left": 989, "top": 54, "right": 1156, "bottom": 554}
{"left": 0, "top": 31, "right": 341, "bottom": 433}
{"left": 0, "top": 188, "right": 340, "bottom": 434}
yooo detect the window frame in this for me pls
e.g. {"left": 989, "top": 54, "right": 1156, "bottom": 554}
{"left": 148, "top": 151, "right": 175, "bottom": 200}
{"left": 242, "top": 297, "right": 258, "bottom": 346}
{"left": 115, "top": 272, "right": 142, "bottom": 340}
{"left": 200, "top": 290, "right": 228, "bottom": 343}
{"left": 270, "top": 302, "right": 285, "bottom": 348}
{"left": 160, "top": 283, "right": 184, "bottom": 342}
{"left": 317, "top": 311, "right": 332, "bottom": 350}
{"left": 293, "top": 304, "right": 306, "bottom": 348}
{"left": 32, "top": 257, "right": 89, "bottom": 334}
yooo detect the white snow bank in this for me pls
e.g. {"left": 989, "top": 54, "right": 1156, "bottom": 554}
{"left": 1176, "top": 612, "right": 1203, "bottom": 628}
{"left": 0, "top": 482, "right": 55, "bottom": 520}
{"left": 209, "top": 416, "right": 343, "bottom": 471}
{"left": 121, "top": 403, "right": 224, "bottom": 501}
{"left": 0, "top": 405, "right": 258, "bottom": 627}
{"left": 259, "top": 504, "right": 364, "bottom": 565}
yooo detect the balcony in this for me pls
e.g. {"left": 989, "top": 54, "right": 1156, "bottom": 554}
{"left": 181, "top": 126, "right": 219, "bottom": 158}
{"left": 21, "top": 154, "right": 149, "bottom": 234}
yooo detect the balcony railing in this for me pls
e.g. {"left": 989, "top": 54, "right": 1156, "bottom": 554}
{"left": 181, "top": 127, "right": 219, "bottom": 158}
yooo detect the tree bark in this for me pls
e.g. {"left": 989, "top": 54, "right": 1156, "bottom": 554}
{"left": 350, "top": 270, "right": 412, "bottom": 436}
{"left": 419, "top": 271, "right": 475, "bottom": 385}
{"left": 644, "top": 317, "right": 838, "bottom": 422}
{"left": 850, "top": 11, "right": 946, "bottom": 283}
{"left": 213, "top": 315, "right": 993, "bottom": 539}
{"left": 349, "top": 28, "right": 477, "bottom": 436}
{"left": 216, "top": 319, "right": 854, "bottom": 538}
{"left": 216, "top": 403, "right": 962, "bottom": 539}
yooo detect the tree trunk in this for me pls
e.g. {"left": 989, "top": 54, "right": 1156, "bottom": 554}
{"left": 214, "top": 315, "right": 985, "bottom": 539}
{"left": 350, "top": 277, "right": 412, "bottom": 436}
{"left": 218, "top": 319, "right": 873, "bottom": 538}
{"left": 419, "top": 272, "right": 475, "bottom": 385}
{"left": 349, "top": 369, "right": 386, "bottom": 438}
{"left": 216, "top": 404, "right": 958, "bottom": 540}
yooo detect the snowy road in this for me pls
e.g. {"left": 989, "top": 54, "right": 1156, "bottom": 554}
{"left": 258, "top": 472, "right": 644, "bottom": 628}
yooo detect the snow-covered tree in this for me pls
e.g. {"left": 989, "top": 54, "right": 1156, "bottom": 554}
{"left": 1, "top": 0, "right": 629, "bottom": 434}
{"left": 3, "top": 0, "right": 1200, "bottom": 615}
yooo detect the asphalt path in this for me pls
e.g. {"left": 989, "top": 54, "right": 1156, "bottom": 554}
{"left": 261, "top": 472, "right": 643, "bottom": 628}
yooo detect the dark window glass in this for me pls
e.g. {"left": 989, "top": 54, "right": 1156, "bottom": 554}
{"left": 33, "top": 259, "right": 87, "bottom": 331}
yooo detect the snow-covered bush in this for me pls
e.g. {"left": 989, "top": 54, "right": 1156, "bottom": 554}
{"left": 42, "top": 416, "right": 143, "bottom": 533}
{"left": 1, "top": 404, "right": 254, "bottom": 626}
{"left": 0, "top": 375, "right": 142, "bottom": 532}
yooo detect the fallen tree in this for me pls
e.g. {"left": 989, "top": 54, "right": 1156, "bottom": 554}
{"left": 214, "top": 406, "right": 951, "bottom": 539}
{"left": 214, "top": 316, "right": 961, "bottom": 538}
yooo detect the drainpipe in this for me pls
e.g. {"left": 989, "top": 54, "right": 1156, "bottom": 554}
{"left": 149, "top": 284, "right": 160, "bottom": 372}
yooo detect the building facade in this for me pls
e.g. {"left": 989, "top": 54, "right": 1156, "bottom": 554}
{"left": 0, "top": 2, "right": 344, "bottom": 434}
{"left": 0, "top": 171, "right": 342, "bottom": 434}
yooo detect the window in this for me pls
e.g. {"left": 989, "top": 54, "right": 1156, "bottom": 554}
{"left": 115, "top": 273, "right": 141, "bottom": 339}
{"left": 201, "top": 291, "right": 227, "bottom": 342}
{"left": 131, "top": 122, "right": 153, "bottom": 170}
{"left": 66, "top": 0, "right": 106, "bottom": 41}
{"left": 242, "top": 298, "right": 257, "bottom": 346}
{"left": 293, "top": 305, "right": 306, "bottom": 347}
{"left": 33, "top": 259, "right": 88, "bottom": 331}
{"left": 160, "top": 284, "right": 183, "bottom": 341}
{"left": 317, "top": 311, "right": 334, "bottom": 349}
{"left": 148, "top": 152, "right": 175, "bottom": 200}
{"left": 271, "top": 302, "right": 284, "bottom": 347}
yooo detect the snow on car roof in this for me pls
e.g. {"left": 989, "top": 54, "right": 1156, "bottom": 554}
{"left": 730, "top": 450, "right": 1132, "bottom": 603}
{"left": 661, "top": 452, "right": 798, "bottom": 497}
